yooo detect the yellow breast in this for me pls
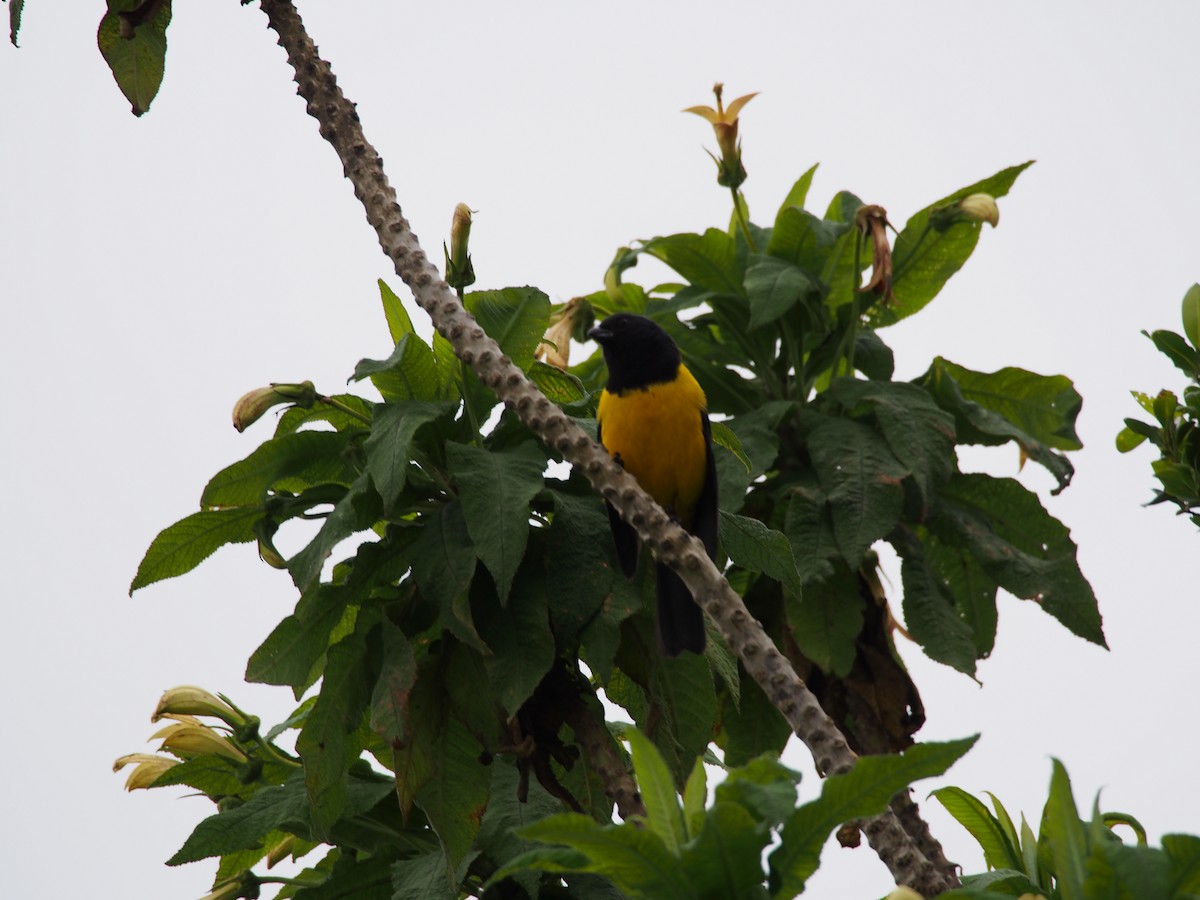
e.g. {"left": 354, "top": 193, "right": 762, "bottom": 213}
{"left": 596, "top": 364, "right": 708, "bottom": 526}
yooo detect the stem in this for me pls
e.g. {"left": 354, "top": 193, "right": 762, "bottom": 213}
{"left": 318, "top": 394, "right": 372, "bottom": 425}
{"left": 257, "top": 3, "right": 957, "bottom": 891}
{"left": 732, "top": 188, "right": 758, "bottom": 252}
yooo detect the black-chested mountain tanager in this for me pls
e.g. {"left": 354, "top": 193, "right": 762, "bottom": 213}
{"left": 587, "top": 313, "right": 718, "bottom": 656}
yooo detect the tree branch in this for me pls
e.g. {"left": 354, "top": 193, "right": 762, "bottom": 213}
{"left": 256, "top": 0, "right": 956, "bottom": 892}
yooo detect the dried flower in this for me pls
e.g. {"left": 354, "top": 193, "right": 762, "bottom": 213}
{"left": 684, "top": 83, "right": 758, "bottom": 190}
{"left": 536, "top": 297, "right": 584, "bottom": 370}
{"left": 855, "top": 204, "right": 895, "bottom": 304}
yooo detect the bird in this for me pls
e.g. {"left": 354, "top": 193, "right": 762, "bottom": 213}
{"left": 587, "top": 312, "right": 718, "bottom": 656}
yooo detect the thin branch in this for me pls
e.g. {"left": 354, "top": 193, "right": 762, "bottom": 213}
{"left": 256, "top": 1, "right": 956, "bottom": 892}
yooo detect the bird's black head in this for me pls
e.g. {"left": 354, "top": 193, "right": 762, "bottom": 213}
{"left": 588, "top": 313, "right": 682, "bottom": 393}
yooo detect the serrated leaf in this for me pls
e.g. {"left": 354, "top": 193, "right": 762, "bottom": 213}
{"left": 515, "top": 813, "right": 691, "bottom": 899}
{"left": 363, "top": 401, "right": 452, "bottom": 510}
{"left": 464, "top": 286, "right": 552, "bottom": 371}
{"left": 293, "top": 851, "right": 394, "bottom": 900}
{"left": 287, "top": 474, "right": 381, "bottom": 591}
{"left": 415, "top": 714, "right": 491, "bottom": 871}
{"left": 202, "top": 431, "right": 355, "bottom": 508}
{"left": 709, "top": 420, "right": 751, "bottom": 473}
{"left": 246, "top": 584, "right": 350, "bottom": 688}
{"left": 627, "top": 729, "right": 685, "bottom": 857}
{"left": 473, "top": 564, "right": 555, "bottom": 716}
{"left": 296, "top": 614, "right": 377, "bottom": 839}
{"left": 775, "top": 164, "right": 819, "bottom": 216}
{"left": 802, "top": 413, "right": 907, "bottom": 566}
{"left": 714, "top": 756, "right": 802, "bottom": 829}
{"left": 744, "top": 255, "right": 818, "bottom": 329}
{"left": 276, "top": 394, "right": 374, "bottom": 437}
{"left": 369, "top": 618, "right": 418, "bottom": 746}
{"left": 412, "top": 499, "right": 476, "bottom": 609}
{"left": 897, "top": 543, "right": 978, "bottom": 675}
{"left": 650, "top": 651, "right": 718, "bottom": 786}
{"left": 719, "top": 511, "right": 804, "bottom": 597}
{"left": 935, "top": 474, "right": 1105, "bottom": 647}
{"left": 353, "top": 333, "right": 443, "bottom": 403}
{"left": 782, "top": 477, "right": 839, "bottom": 584}
{"left": 446, "top": 442, "right": 546, "bottom": 603}
{"left": 130, "top": 507, "right": 260, "bottom": 593}
{"left": 783, "top": 572, "right": 863, "bottom": 677}
{"left": 9, "top": 0, "right": 24, "bottom": 46}
{"left": 932, "top": 787, "right": 1021, "bottom": 871}
{"left": 390, "top": 849, "right": 457, "bottom": 900}
{"left": 528, "top": 360, "right": 587, "bottom": 404}
{"left": 720, "top": 668, "right": 792, "bottom": 767}
{"left": 97, "top": 0, "right": 171, "bottom": 116}
{"left": 682, "top": 760, "right": 707, "bottom": 841}
{"left": 547, "top": 489, "right": 619, "bottom": 647}
{"left": 680, "top": 801, "right": 769, "bottom": 899}
{"left": 642, "top": 229, "right": 746, "bottom": 298}
{"left": 769, "top": 735, "right": 978, "bottom": 898}
{"left": 379, "top": 279, "right": 415, "bottom": 343}
{"left": 871, "top": 162, "right": 1032, "bottom": 327}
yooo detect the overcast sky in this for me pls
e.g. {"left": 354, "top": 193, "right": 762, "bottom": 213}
{"left": 4, "top": 2, "right": 1200, "bottom": 898}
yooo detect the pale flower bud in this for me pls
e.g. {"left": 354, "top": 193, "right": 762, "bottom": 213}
{"left": 112, "top": 753, "right": 178, "bottom": 790}
{"left": 885, "top": 888, "right": 923, "bottom": 900}
{"left": 153, "top": 685, "right": 246, "bottom": 727}
{"left": 232, "top": 381, "right": 316, "bottom": 432}
{"left": 156, "top": 723, "right": 248, "bottom": 763}
{"left": 445, "top": 202, "right": 477, "bottom": 291}
{"left": 959, "top": 193, "right": 1000, "bottom": 227}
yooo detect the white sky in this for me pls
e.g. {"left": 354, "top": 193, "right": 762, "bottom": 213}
{"left": 4, "top": 2, "right": 1200, "bottom": 898}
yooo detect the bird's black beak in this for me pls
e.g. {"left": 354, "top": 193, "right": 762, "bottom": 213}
{"left": 587, "top": 325, "right": 612, "bottom": 343}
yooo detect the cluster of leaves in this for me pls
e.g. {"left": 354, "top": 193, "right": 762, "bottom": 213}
{"left": 934, "top": 761, "right": 1200, "bottom": 899}
{"left": 1117, "top": 284, "right": 1200, "bottom": 526}
{"left": 126, "top": 153, "right": 1100, "bottom": 898}
{"left": 495, "top": 731, "right": 977, "bottom": 900}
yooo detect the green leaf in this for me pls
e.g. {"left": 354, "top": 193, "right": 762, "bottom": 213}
{"left": 363, "top": 401, "right": 452, "bottom": 510}
{"left": 288, "top": 473, "right": 381, "bottom": 591}
{"left": 719, "top": 511, "right": 804, "bottom": 597}
{"left": 1147, "top": 328, "right": 1200, "bottom": 379}
{"left": 720, "top": 669, "right": 792, "bottom": 767}
{"left": 528, "top": 360, "right": 587, "bottom": 404}
{"left": 390, "top": 668, "right": 442, "bottom": 820}
{"left": 627, "top": 729, "right": 685, "bottom": 857}
{"left": 473, "top": 564, "right": 555, "bottom": 716}
{"left": 1182, "top": 284, "right": 1200, "bottom": 350}
{"left": 9, "top": 0, "right": 23, "bottom": 46}
{"left": 897, "top": 541, "right": 979, "bottom": 675}
{"left": 415, "top": 714, "right": 492, "bottom": 871}
{"left": 464, "top": 286, "right": 552, "bottom": 371}
{"left": 783, "top": 569, "right": 863, "bottom": 677}
{"left": 368, "top": 618, "right": 419, "bottom": 746}
{"left": 412, "top": 500, "right": 477, "bottom": 610}
{"left": 516, "top": 813, "right": 692, "bottom": 899}
{"left": 276, "top": 394, "right": 373, "bottom": 437}
{"left": 650, "top": 651, "right": 718, "bottom": 786}
{"left": 202, "top": 431, "right": 355, "bottom": 508}
{"left": 871, "top": 162, "right": 1033, "bottom": 327}
{"left": 936, "top": 474, "right": 1105, "bottom": 647}
{"left": 932, "top": 787, "right": 1021, "bottom": 871}
{"left": 353, "top": 332, "right": 444, "bottom": 403}
{"left": 744, "top": 255, "right": 818, "bottom": 329}
{"left": 246, "top": 584, "right": 351, "bottom": 688}
{"left": 1043, "top": 759, "right": 1087, "bottom": 900}
{"left": 130, "top": 507, "right": 260, "bottom": 593}
{"left": 477, "top": 757, "right": 569, "bottom": 869}
{"left": 296, "top": 616, "right": 377, "bottom": 839}
{"left": 802, "top": 413, "right": 907, "bottom": 566}
{"left": 97, "top": 0, "right": 171, "bottom": 116}
{"left": 923, "top": 532, "right": 999, "bottom": 659}
{"left": 775, "top": 164, "right": 819, "bottom": 215}
{"left": 828, "top": 378, "right": 957, "bottom": 510}
{"left": 1163, "top": 833, "right": 1200, "bottom": 893}
{"left": 712, "top": 401, "right": 792, "bottom": 512}
{"left": 379, "top": 279, "right": 415, "bottom": 343}
{"left": 766, "top": 207, "right": 846, "bottom": 277}
{"left": 682, "top": 759, "right": 708, "bottom": 841}
{"left": 709, "top": 420, "right": 752, "bottom": 474}
{"left": 680, "top": 801, "right": 770, "bottom": 899}
{"left": 446, "top": 442, "right": 546, "bottom": 603}
{"left": 715, "top": 756, "right": 802, "bottom": 829}
{"left": 547, "top": 488, "right": 619, "bottom": 648}
{"left": 390, "top": 850, "right": 457, "bottom": 900}
{"left": 782, "top": 477, "right": 839, "bottom": 584}
{"left": 769, "top": 735, "right": 978, "bottom": 898}
{"left": 642, "top": 229, "right": 746, "bottom": 298}
{"left": 920, "top": 356, "right": 1080, "bottom": 492}
{"left": 293, "top": 851, "right": 395, "bottom": 900}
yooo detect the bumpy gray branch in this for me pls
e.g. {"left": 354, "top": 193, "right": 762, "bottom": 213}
{"left": 256, "top": 1, "right": 956, "bottom": 892}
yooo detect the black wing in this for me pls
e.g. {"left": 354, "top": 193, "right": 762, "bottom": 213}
{"left": 693, "top": 412, "right": 719, "bottom": 561}
{"left": 598, "top": 420, "right": 640, "bottom": 578}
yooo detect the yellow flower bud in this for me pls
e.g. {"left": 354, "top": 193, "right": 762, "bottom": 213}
{"left": 232, "top": 381, "right": 316, "bottom": 432}
{"left": 885, "top": 888, "right": 924, "bottom": 900}
{"left": 153, "top": 685, "right": 246, "bottom": 727}
{"left": 959, "top": 193, "right": 1000, "bottom": 227}
{"left": 112, "top": 753, "right": 178, "bottom": 790}
{"left": 445, "top": 202, "right": 477, "bottom": 291}
{"left": 156, "top": 723, "right": 247, "bottom": 763}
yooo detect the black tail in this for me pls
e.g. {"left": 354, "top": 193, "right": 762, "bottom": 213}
{"left": 655, "top": 562, "right": 706, "bottom": 656}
